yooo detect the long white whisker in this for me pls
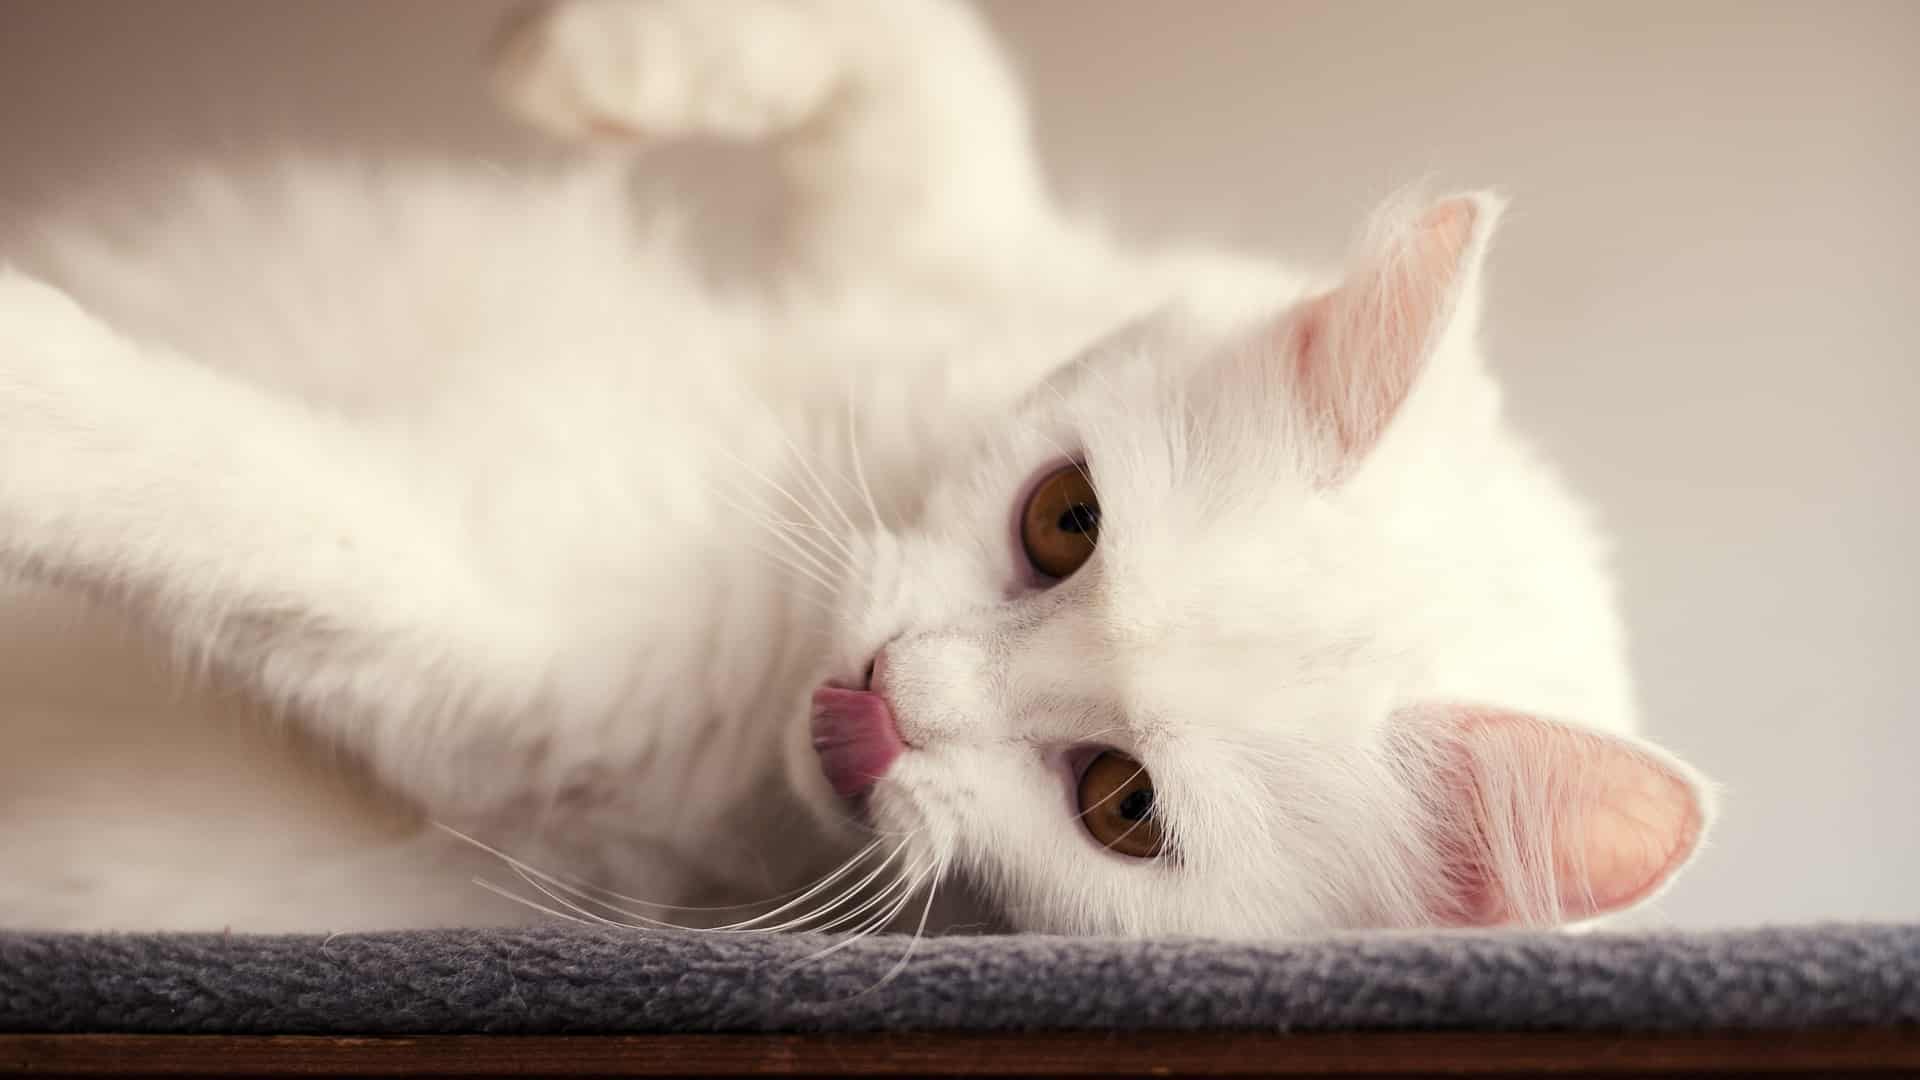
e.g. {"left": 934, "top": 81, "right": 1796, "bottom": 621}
{"left": 845, "top": 860, "right": 943, "bottom": 997}
{"left": 775, "top": 426, "right": 862, "bottom": 551}
{"left": 563, "top": 839, "right": 885, "bottom": 917}
{"left": 748, "top": 443, "right": 859, "bottom": 564}
{"left": 715, "top": 486, "right": 848, "bottom": 580}
{"left": 741, "top": 536, "right": 840, "bottom": 600}
{"left": 503, "top": 857, "right": 913, "bottom": 938}
{"left": 734, "top": 841, "right": 914, "bottom": 933}
{"left": 513, "top": 845, "right": 877, "bottom": 934}
{"left": 438, "top": 824, "right": 893, "bottom": 931}
{"left": 809, "top": 872, "right": 920, "bottom": 949}
{"left": 719, "top": 484, "right": 853, "bottom": 577}
{"left": 470, "top": 876, "right": 593, "bottom": 925}
{"left": 784, "top": 862, "right": 931, "bottom": 972}
{"left": 710, "top": 443, "right": 856, "bottom": 570}
{"left": 479, "top": 847, "right": 704, "bottom": 932}
{"left": 845, "top": 395, "right": 884, "bottom": 533}
{"left": 792, "top": 856, "right": 926, "bottom": 936}
{"left": 856, "top": 867, "right": 928, "bottom": 938}
{"left": 507, "top": 863, "right": 665, "bottom": 930}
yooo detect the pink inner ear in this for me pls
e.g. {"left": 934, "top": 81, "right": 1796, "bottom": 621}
{"left": 1288, "top": 196, "right": 1486, "bottom": 476}
{"left": 1415, "top": 199, "right": 1477, "bottom": 274}
{"left": 1406, "top": 707, "right": 1706, "bottom": 928}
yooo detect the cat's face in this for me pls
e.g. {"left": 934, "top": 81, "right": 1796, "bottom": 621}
{"left": 814, "top": 194, "right": 1710, "bottom": 936}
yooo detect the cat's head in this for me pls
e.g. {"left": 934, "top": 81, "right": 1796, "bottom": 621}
{"left": 811, "top": 193, "right": 1712, "bottom": 936}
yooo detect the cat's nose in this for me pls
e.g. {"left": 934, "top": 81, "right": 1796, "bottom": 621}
{"left": 810, "top": 687, "right": 905, "bottom": 798}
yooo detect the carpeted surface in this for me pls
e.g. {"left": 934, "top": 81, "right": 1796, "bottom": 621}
{"left": 1, "top": 925, "right": 1915, "bottom": 1035}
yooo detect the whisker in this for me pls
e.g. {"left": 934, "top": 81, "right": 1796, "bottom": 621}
{"left": 791, "top": 855, "right": 927, "bottom": 935}
{"left": 506, "top": 863, "right": 660, "bottom": 929}
{"left": 733, "top": 841, "right": 915, "bottom": 933}
{"left": 743, "top": 438, "right": 860, "bottom": 565}
{"left": 500, "top": 843, "right": 891, "bottom": 935}
{"left": 715, "top": 486, "right": 848, "bottom": 580}
{"left": 774, "top": 425, "right": 863, "bottom": 554}
{"left": 783, "top": 861, "right": 933, "bottom": 972}
{"left": 842, "top": 859, "right": 943, "bottom": 998}
{"left": 709, "top": 443, "right": 856, "bottom": 571}
{"left": 740, "top": 537, "right": 840, "bottom": 602}
{"left": 470, "top": 876, "right": 593, "bottom": 925}
{"left": 844, "top": 395, "right": 885, "bottom": 533}
{"left": 438, "top": 824, "right": 893, "bottom": 930}
{"left": 566, "top": 838, "right": 886, "bottom": 915}
{"left": 718, "top": 483, "right": 854, "bottom": 578}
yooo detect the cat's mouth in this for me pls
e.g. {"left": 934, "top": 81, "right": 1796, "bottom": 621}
{"left": 809, "top": 687, "right": 906, "bottom": 799}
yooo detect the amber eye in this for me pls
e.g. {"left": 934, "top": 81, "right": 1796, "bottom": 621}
{"left": 1021, "top": 464, "right": 1100, "bottom": 579}
{"left": 1076, "top": 750, "right": 1164, "bottom": 859}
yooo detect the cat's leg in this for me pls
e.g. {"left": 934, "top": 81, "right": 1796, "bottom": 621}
{"left": 0, "top": 271, "right": 544, "bottom": 815}
{"left": 493, "top": 0, "right": 1059, "bottom": 281}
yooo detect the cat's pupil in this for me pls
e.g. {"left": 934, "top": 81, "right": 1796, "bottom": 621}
{"left": 1116, "top": 788, "right": 1154, "bottom": 822}
{"left": 1057, "top": 503, "right": 1099, "bottom": 535}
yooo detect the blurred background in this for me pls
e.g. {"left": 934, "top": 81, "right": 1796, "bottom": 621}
{"left": 0, "top": 1, "right": 1914, "bottom": 927}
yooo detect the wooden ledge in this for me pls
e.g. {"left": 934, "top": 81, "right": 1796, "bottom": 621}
{"left": 4, "top": 1029, "right": 1919, "bottom": 1077}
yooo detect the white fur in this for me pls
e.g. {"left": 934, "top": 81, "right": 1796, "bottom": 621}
{"left": 0, "top": 0, "right": 1707, "bottom": 935}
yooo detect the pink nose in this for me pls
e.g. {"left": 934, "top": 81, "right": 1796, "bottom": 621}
{"left": 810, "top": 687, "right": 906, "bottom": 798}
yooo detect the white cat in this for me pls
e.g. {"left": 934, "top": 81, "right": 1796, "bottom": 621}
{"left": 0, "top": 0, "right": 1710, "bottom": 936}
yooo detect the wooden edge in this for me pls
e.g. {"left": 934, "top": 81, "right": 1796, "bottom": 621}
{"left": 3, "top": 1029, "right": 1919, "bottom": 1077}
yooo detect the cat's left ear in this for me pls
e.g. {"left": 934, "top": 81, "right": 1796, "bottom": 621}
{"left": 1273, "top": 191, "right": 1503, "bottom": 484}
{"left": 1389, "top": 705, "right": 1713, "bottom": 928}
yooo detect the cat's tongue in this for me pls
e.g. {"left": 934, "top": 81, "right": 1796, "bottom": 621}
{"left": 810, "top": 688, "right": 906, "bottom": 799}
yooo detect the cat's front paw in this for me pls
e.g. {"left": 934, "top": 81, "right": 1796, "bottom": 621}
{"left": 0, "top": 270, "right": 121, "bottom": 409}
{"left": 0, "top": 269, "right": 97, "bottom": 347}
{"left": 0, "top": 271, "right": 135, "bottom": 545}
{"left": 0, "top": 269, "right": 184, "bottom": 508}
{"left": 492, "top": 0, "right": 844, "bottom": 142}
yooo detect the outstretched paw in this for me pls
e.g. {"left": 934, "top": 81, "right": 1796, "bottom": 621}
{"left": 0, "top": 270, "right": 125, "bottom": 412}
{"left": 492, "top": 0, "right": 844, "bottom": 143}
{"left": 0, "top": 270, "right": 101, "bottom": 349}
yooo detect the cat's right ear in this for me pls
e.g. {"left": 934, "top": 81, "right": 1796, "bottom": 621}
{"left": 1248, "top": 192, "right": 1503, "bottom": 485}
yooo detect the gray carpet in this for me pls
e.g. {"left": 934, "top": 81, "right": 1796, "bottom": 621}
{"left": 2, "top": 925, "right": 1915, "bottom": 1035}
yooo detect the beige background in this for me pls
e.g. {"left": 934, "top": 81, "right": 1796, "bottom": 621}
{"left": 0, "top": 1, "right": 1914, "bottom": 927}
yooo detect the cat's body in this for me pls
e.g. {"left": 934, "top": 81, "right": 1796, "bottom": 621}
{"left": 0, "top": 0, "right": 1706, "bottom": 935}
